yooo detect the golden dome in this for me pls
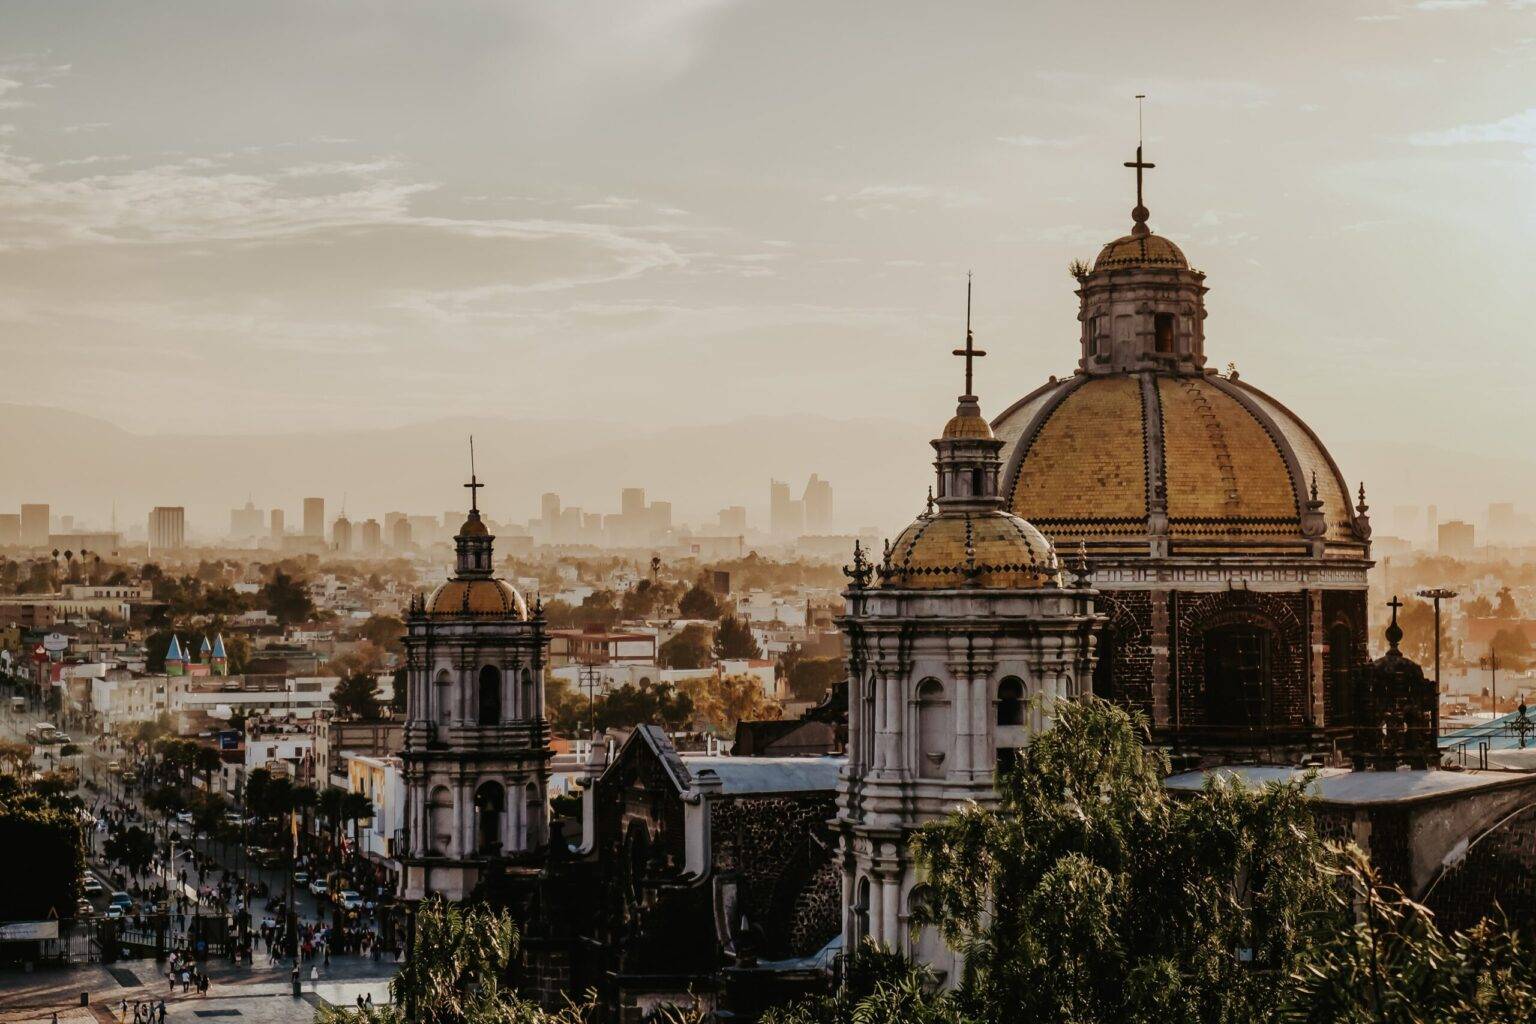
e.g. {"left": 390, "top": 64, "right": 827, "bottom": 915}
{"left": 882, "top": 511, "right": 1058, "bottom": 590}
{"left": 941, "top": 411, "right": 994, "bottom": 440}
{"left": 425, "top": 577, "right": 528, "bottom": 618}
{"left": 993, "top": 373, "right": 1366, "bottom": 554}
{"left": 1093, "top": 232, "right": 1188, "bottom": 271}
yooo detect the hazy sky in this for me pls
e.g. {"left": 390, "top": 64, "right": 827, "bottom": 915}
{"left": 1, "top": 1, "right": 1534, "bottom": 527}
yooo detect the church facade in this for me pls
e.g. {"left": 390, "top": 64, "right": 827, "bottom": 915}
{"left": 991, "top": 156, "right": 1373, "bottom": 766}
{"left": 399, "top": 477, "right": 552, "bottom": 903}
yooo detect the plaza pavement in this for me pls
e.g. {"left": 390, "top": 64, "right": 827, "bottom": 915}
{"left": 0, "top": 955, "right": 398, "bottom": 1024}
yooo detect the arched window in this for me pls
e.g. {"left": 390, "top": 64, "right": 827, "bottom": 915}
{"left": 525, "top": 782, "right": 542, "bottom": 850}
{"left": 428, "top": 786, "right": 453, "bottom": 856}
{"left": 520, "top": 668, "right": 535, "bottom": 720}
{"left": 478, "top": 665, "right": 502, "bottom": 726}
{"left": 996, "top": 677, "right": 1025, "bottom": 727}
{"left": 1330, "top": 623, "right": 1356, "bottom": 726}
{"left": 1203, "top": 625, "right": 1274, "bottom": 730}
{"left": 474, "top": 781, "right": 505, "bottom": 856}
{"left": 434, "top": 669, "right": 452, "bottom": 725}
{"left": 853, "top": 877, "right": 871, "bottom": 941}
{"left": 916, "top": 678, "right": 950, "bottom": 780}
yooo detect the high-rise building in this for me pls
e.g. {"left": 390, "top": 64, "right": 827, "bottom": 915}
{"left": 649, "top": 501, "right": 672, "bottom": 538}
{"left": 769, "top": 480, "right": 804, "bottom": 538}
{"left": 384, "top": 512, "right": 408, "bottom": 548}
{"left": 718, "top": 506, "right": 747, "bottom": 534}
{"left": 230, "top": 500, "right": 264, "bottom": 538}
{"left": 1488, "top": 503, "right": 1517, "bottom": 543}
{"left": 303, "top": 497, "right": 325, "bottom": 538}
{"left": 20, "top": 504, "right": 49, "bottom": 547}
{"left": 359, "top": 518, "right": 382, "bottom": 553}
{"left": 1438, "top": 520, "right": 1475, "bottom": 556}
{"left": 0, "top": 514, "right": 19, "bottom": 545}
{"left": 1426, "top": 504, "right": 1439, "bottom": 545}
{"left": 333, "top": 515, "right": 353, "bottom": 554}
{"left": 391, "top": 517, "right": 412, "bottom": 551}
{"left": 270, "top": 509, "right": 285, "bottom": 538}
{"left": 621, "top": 488, "right": 646, "bottom": 519}
{"left": 804, "top": 474, "right": 833, "bottom": 532}
{"left": 541, "top": 492, "right": 561, "bottom": 525}
{"left": 409, "top": 515, "right": 439, "bottom": 546}
{"left": 148, "top": 507, "right": 186, "bottom": 553}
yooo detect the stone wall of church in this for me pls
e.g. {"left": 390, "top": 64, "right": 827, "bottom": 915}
{"left": 1424, "top": 802, "right": 1536, "bottom": 934}
{"left": 711, "top": 792, "right": 840, "bottom": 959}
{"left": 1172, "top": 589, "right": 1310, "bottom": 728}
{"left": 1094, "top": 590, "right": 1153, "bottom": 710}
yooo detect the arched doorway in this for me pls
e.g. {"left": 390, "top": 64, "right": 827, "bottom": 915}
{"left": 474, "top": 781, "right": 504, "bottom": 856}
{"left": 852, "top": 876, "right": 871, "bottom": 941}
{"left": 478, "top": 665, "right": 502, "bottom": 726}
{"left": 916, "top": 679, "right": 950, "bottom": 780}
{"left": 1202, "top": 624, "right": 1274, "bottom": 730}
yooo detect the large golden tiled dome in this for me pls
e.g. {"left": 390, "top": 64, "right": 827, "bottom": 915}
{"left": 1093, "top": 231, "right": 1188, "bottom": 271}
{"left": 993, "top": 373, "right": 1367, "bottom": 555}
{"left": 425, "top": 577, "right": 528, "bottom": 618}
{"left": 882, "top": 511, "right": 1058, "bottom": 589}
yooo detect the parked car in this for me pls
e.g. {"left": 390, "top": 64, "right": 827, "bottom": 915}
{"left": 108, "top": 891, "right": 133, "bottom": 909}
{"left": 107, "top": 760, "right": 121, "bottom": 774}
{"left": 104, "top": 905, "right": 124, "bottom": 921}
{"left": 336, "top": 890, "right": 363, "bottom": 911}
{"left": 75, "top": 899, "right": 94, "bottom": 918}
{"left": 308, "top": 879, "right": 329, "bottom": 898}
{"left": 293, "top": 871, "right": 310, "bottom": 886}
{"left": 82, "top": 877, "right": 105, "bottom": 896}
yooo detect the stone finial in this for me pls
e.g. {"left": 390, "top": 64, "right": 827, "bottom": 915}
{"left": 1385, "top": 595, "right": 1404, "bottom": 653}
{"left": 843, "top": 540, "right": 873, "bottom": 590}
{"left": 1071, "top": 541, "right": 1093, "bottom": 588}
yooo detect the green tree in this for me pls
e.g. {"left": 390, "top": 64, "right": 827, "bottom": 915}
{"left": 0, "top": 773, "right": 85, "bottom": 921}
{"left": 713, "top": 614, "right": 762, "bottom": 660}
{"left": 1495, "top": 585, "right": 1519, "bottom": 618}
{"left": 262, "top": 569, "right": 316, "bottom": 626}
{"left": 678, "top": 581, "right": 721, "bottom": 620}
{"left": 659, "top": 624, "right": 712, "bottom": 670}
{"left": 678, "top": 673, "right": 779, "bottom": 733}
{"left": 786, "top": 656, "right": 843, "bottom": 702}
{"left": 1490, "top": 627, "right": 1532, "bottom": 669}
{"left": 104, "top": 824, "right": 156, "bottom": 886}
{"left": 358, "top": 614, "right": 406, "bottom": 656}
{"left": 332, "top": 672, "right": 383, "bottom": 719}
{"left": 911, "top": 696, "right": 1338, "bottom": 1024}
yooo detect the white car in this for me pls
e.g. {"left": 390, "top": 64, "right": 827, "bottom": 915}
{"left": 104, "top": 905, "right": 124, "bottom": 921}
{"left": 337, "top": 890, "right": 363, "bottom": 911}
{"left": 175, "top": 810, "right": 193, "bottom": 824}
{"left": 308, "top": 879, "right": 329, "bottom": 898}
{"left": 82, "top": 878, "right": 105, "bottom": 896}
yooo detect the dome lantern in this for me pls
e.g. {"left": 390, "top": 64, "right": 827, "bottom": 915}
{"left": 1074, "top": 139, "right": 1209, "bottom": 377}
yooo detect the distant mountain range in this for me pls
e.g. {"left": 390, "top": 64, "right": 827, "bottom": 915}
{"left": 0, "top": 402, "right": 1527, "bottom": 543}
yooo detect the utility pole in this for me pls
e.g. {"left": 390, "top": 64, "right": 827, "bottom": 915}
{"left": 1416, "top": 588, "right": 1457, "bottom": 736}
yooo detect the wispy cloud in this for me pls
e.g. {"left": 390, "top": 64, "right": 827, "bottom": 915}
{"left": 1409, "top": 107, "right": 1536, "bottom": 158}
{"left": 996, "top": 134, "right": 1084, "bottom": 148}
{"left": 1415, "top": 0, "right": 1485, "bottom": 9}
{"left": 58, "top": 122, "right": 109, "bottom": 135}
{"left": 823, "top": 184, "right": 984, "bottom": 217}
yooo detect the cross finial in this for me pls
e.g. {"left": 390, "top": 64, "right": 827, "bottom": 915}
{"left": 1124, "top": 96, "right": 1155, "bottom": 237}
{"left": 951, "top": 272, "right": 987, "bottom": 398}
{"left": 464, "top": 435, "right": 483, "bottom": 512}
{"left": 1385, "top": 594, "right": 1404, "bottom": 652}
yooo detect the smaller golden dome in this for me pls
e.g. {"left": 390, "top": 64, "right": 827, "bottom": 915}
{"left": 426, "top": 578, "right": 528, "bottom": 618}
{"left": 1093, "top": 232, "right": 1188, "bottom": 271}
{"left": 457, "top": 514, "right": 489, "bottom": 537}
{"left": 882, "top": 511, "right": 1058, "bottom": 590}
{"left": 942, "top": 412, "right": 994, "bottom": 440}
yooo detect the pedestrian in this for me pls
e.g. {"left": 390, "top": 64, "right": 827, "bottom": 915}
{"left": 357, "top": 995, "right": 366, "bottom": 1011}
{"left": 159, "top": 1002, "right": 167, "bottom": 1024}
{"left": 364, "top": 993, "right": 373, "bottom": 1009}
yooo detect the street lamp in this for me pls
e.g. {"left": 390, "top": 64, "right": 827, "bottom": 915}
{"left": 1416, "top": 587, "right": 1458, "bottom": 690}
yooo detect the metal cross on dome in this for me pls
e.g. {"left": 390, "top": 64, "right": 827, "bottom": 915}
{"left": 951, "top": 272, "right": 986, "bottom": 398}
{"left": 464, "top": 435, "right": 484, "bottom": 512}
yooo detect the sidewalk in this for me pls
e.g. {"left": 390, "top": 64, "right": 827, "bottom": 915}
{"left": 0, "top": 955, "right": 397, "bottom": 1023}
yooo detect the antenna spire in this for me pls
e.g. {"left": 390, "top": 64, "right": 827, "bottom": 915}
{"left": 464, "top": 435, "right": 483, "bottom": 512}
{"left": 951, "top": 272, "right": 987, "bottom": 399}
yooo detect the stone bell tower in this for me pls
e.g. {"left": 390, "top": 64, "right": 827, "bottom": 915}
{"left": 399, "top": 456, "right": 551, "bottom": 903}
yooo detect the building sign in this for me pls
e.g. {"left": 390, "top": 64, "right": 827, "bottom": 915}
{"left": 0, "top": 920, "right": 59, "bottom": 941}
{"left": 42, "top": 633, "right": 70, "bottom": 653}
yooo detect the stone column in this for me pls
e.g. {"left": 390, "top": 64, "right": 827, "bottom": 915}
{"left": 1309, "top": 590, "right": 1326, "bottom": 726}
